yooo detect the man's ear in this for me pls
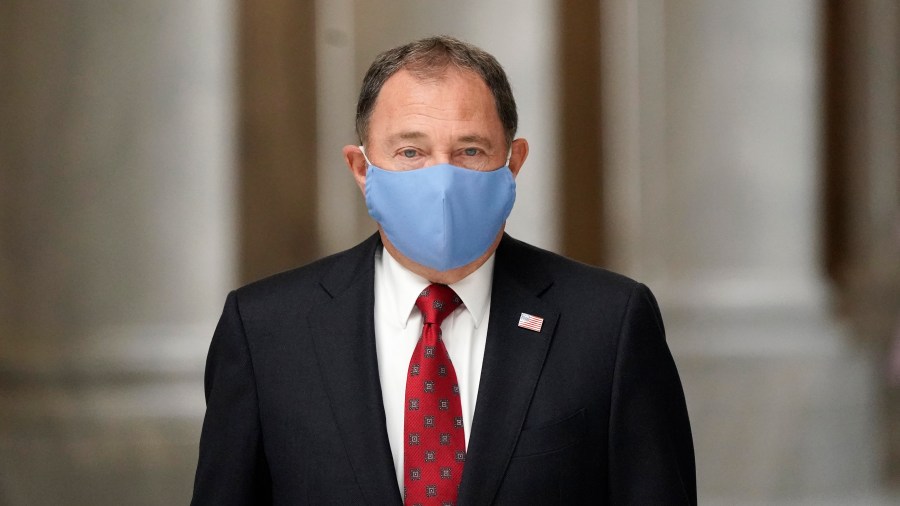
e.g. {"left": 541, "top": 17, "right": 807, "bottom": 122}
{"left": 508, "top": 138, "right": 529, "bottom": 178}
{"left": 342, "top": 145, "right": 368, "bottom": 194}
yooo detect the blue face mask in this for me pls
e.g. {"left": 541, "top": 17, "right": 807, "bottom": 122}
{"left": 362, "top": 151, "right": 516, "bottom": 272}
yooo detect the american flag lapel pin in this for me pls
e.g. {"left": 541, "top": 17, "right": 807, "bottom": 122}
{"left": 518, "top": 313, "right": 544, "bottom": 332}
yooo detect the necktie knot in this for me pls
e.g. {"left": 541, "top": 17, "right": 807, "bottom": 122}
{"left": 415, "top": 283, "right": 462, "bottom": 326}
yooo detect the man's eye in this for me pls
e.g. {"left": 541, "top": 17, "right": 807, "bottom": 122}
{"left": 463, "top": 147, "right": 479, "bottom": 156}
{"left": 402, "top": 149, "right": 418, "bottom": 158}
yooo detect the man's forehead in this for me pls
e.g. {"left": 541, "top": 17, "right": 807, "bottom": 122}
{"left": 375, "top": 67, "right": 490, "bottom": 104}
{"left": 369, "top": 68, "right": 502, "bottom": 141}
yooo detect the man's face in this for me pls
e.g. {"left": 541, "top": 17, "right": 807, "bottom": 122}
{"left": 360, "top": 67, "right": 517, "bottom": 173}
{"left": 342, "top": 66, "right": 528, "bottom": 283}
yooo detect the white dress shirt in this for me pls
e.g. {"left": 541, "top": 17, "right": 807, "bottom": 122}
{"left": 373, "top": 245, "right": 493, "bottom": 493}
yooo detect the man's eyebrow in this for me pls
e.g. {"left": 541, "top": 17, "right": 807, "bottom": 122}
{"left": 457, "top": 134, "right": 493, "bottom": 148}
{"left": 388, "top": 131, "right": 428, "bottom": 142}
{"left": 385, "top": 131, "right": 494, "bottom": 148}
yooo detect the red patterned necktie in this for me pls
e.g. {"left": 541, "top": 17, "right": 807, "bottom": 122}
{"left": 404, "top": 283, "right": 465, "bottom": 506}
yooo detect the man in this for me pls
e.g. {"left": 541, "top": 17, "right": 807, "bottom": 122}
{"left": 192, "top": 36, "right": 695, "bottom": 505}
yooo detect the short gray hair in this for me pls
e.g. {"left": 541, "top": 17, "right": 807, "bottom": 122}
{"left": 355, "top": 35, "right": 518, "bottom": 147}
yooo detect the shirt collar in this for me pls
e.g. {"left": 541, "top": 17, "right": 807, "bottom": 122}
{"left": 380, "top": 246, "right": 494, "bottom": 330}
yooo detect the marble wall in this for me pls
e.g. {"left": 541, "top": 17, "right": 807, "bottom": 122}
{"left": 1, "top": 1, "right": 238, "bottom": 504}
{"left": 601, "top": 0, "right": 828, "bottom": 316}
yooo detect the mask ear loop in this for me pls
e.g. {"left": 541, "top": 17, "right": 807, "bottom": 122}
{"left": 358, "top": 145, "right": 373, "bottom": 166}
{"left": 505, "top": 148, "right": 512, "bottom": 168}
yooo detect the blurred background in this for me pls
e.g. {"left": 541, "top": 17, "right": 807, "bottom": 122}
{"left": 1, "top": 0, "right": 898, "bottom": 504}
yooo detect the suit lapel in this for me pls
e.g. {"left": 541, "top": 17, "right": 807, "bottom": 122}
{"left": 308, "top": 235, "right": 403, "bottom": 505}
{"left": 458, "top": 235, "right": 559, "bottom": 505}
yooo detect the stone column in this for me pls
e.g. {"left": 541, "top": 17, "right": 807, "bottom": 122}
{"left": 597, "top": 3, "right": 894, "bottom": 495}
{"left": 315, "top": 0, "right": 366, "bottom": 254}
{"left": 601, "top": 0, "right": 828, "bottom": 328}
{"left": 0, "top": 0, "right": 236, "bottom": 378}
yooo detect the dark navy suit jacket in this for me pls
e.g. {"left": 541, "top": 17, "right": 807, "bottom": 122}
{"left": 191, "top": 234, "right": 696, "bottom": 505}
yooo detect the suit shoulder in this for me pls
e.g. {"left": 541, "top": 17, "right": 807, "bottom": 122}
{"left": 501, "top": 235, "right": 640, "bottom": 295}
{"left": 232, "top": 235, "right": 377, "bottom": 310}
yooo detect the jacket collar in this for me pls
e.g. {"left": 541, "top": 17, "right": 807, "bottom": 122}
{"left": 456, "top": 234, "right": 559, "bottom": 505}
{"left": 308, "top": 233, "right": 403, "bottom": 505}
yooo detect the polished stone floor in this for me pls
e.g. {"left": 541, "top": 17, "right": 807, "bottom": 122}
{"left": 2, "top": 316, "right": 899, "bottom": 505}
